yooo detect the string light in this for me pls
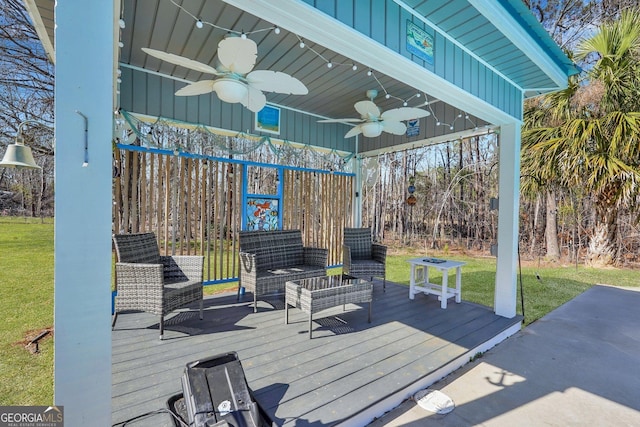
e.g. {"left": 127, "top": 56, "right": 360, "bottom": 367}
{"left": 170, "top": 0, "right": 278, "bottom": 37}
{"left": 166, "top": 0, "right": 463, "bottom": 113}
{"left": 422, "top": 100, "right": 478, "bottom": 132}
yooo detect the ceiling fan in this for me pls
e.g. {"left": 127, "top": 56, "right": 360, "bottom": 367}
{"left": 318, "top": 90, "right": 430, "bottom": 138}
{"left": 142, "top": 36, "right": 308, "bottom": 113}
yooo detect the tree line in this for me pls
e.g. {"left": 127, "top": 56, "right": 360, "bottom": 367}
{"left": 360, "top": 132, "right": 640, "bottom": 266}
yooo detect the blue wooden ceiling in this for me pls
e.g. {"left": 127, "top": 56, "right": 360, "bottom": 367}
{"left": 25, "top": 0, "right": 577, "bottom": 154}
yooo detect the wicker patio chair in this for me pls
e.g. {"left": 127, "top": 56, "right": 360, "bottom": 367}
{"left": 112, "top": 232, "right": 204, "bottom": 339}
{"left": 342, "top": 227, "right": 387, "bottom": 291}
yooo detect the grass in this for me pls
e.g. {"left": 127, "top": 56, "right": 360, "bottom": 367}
{"left": 1, "top": 217, "right": 638, "bottom": 405}
{"left": 0, "top": 217, "right": 54, "bottom": 405}
{"left": 385, "top": 253, "right": 639, "bottom": 325}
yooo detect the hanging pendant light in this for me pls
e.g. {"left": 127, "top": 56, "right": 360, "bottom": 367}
{"left": 0, "top": 121, "right": 43, "bottom": 170}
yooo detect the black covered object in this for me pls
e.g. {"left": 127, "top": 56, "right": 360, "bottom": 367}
{"left": 181, "top": 352, "right": 270, "bottom": 427}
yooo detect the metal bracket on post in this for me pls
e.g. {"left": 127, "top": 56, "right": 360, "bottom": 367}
{"left": 76, "top": 110, "right": 89, "bottom": 167}
{"left": 490, "top": 244, "right": 498, "bottom": 257}
{"left": 489, "top": 197, "right": 499, "bottom": 211}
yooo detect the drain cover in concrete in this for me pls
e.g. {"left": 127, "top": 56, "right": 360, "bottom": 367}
{"left": 413, "top": 389, "right": 455, "bottom": 414}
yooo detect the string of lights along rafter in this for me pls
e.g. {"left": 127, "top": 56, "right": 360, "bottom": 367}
{"left": 115, "top": 0, "right": 480, "bottom": 134}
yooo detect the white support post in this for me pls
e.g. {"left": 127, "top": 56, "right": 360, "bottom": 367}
{"left": 54, "top": 0, "right": 114, "bottom": 424}
{"left": 494, "top": 123, "right": 521, "bottom": 318}
{"left": 353, "top": 154, "right": 363, "bottom": 227}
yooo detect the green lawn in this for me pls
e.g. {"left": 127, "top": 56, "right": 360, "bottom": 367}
{"left": 385, "top": 254, "right": 639, "bottom": 326}
{"left": 0, "top": 217, "right": 54, "bottom": 405}
{"left": 1, "top": 218, "right": 638, "bottom": 405}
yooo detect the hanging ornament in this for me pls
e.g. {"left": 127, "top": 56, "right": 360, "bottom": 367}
{"left": 407, "top": 174, "right": 416, "bottom": 202}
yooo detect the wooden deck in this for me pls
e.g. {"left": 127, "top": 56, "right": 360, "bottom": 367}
{"left": 112, "top": 281, "right": 522, "bottom": 426}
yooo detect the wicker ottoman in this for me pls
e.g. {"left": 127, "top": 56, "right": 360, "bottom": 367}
{"left": 285, "top": 274, "right": 373, "bottom": 339}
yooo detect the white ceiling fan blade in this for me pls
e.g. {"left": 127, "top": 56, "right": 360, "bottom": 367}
{"left": 142, "top": 48, "right": 220, "bottom": 75}
{"left": 175, "top": 80, "right": 216, "bottom": 96}
{"left": 381, "top": 107, "right": 430, "bottom": 121}
{"left": 344, "top": 125, "right": 363, "bottom": 138}
{"left": 381, "top": 121, "right": 407, "bottom": 135}
{"left": 317, "top": 118, "right": 363, "bottom": 123}
{"left": 246, "top": 70, "right": 308, "bottom": 95}
{"left": 354, "top": 100, "right": 381, "bottom": 119}
{"left": 241, "top": 85, "right": 267, "bottom": 113}
{"left": 217, "top": 37, "right": 257, "bottom": 75}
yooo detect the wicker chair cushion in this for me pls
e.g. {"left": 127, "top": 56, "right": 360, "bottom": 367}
{"left": 113, "top": 232, "right": 160, "bottom": 264}
{"left": 343, "top": 228, "right": 373, "bottom": 260}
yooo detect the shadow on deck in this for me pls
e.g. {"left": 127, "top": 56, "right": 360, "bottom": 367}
{"left": 112, "top": 281, "right": 522, "bottom": 426}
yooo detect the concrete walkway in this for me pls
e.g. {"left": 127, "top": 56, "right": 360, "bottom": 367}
{"left": 370, "top": 285, "right": 640, "bottom": 426}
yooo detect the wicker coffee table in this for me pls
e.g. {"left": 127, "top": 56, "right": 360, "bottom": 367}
{"left": 285, "top": 274, "right": 373, "bottom": 339}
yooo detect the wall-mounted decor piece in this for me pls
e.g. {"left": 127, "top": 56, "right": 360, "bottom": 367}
{"left": 246, "top": 197, "right": 280, "bottom": 230}
{"left": 406, "top": 20, "right": 434, "bottom": 65}
{"left": 255, "top": 105, "right": 281, "bottom": 135}
{"left": 406, "top": 118, "right": 420, "bottom": 137}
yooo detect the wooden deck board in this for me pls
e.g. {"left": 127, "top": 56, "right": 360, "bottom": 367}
{"left": 112, "top": 281, "right": 521, "bottom": 426}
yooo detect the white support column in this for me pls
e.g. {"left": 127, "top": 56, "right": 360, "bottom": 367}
{"left": 353, "top": 155, "right": 363, "bottom": 227}
{"left": 54, "top": 0, "right": 114, "bottom": 424}
{"left": 494, "top": 123, "right": 521, "bottom": 318}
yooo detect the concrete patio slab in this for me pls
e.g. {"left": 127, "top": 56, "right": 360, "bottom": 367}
{"left": 371, "top": 285, "right": 640, "bottom": 426}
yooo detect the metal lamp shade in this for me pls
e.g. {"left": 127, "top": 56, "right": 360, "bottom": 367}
{"left": 0, "top": 143, "right": 41, "bottom": 169}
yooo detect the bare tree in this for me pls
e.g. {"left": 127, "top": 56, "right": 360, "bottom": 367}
{"left": 0, "top": 0, "right": 54, "bottom": 215}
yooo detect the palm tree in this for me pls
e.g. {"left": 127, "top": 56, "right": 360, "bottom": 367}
{"left": 521, "top": 68, "right": 580, "bottom": 261}
{"left": 522, "top": 9, "right": 640, "bottom": 266}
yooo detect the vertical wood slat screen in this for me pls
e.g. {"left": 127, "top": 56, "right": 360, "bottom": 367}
{"left": 114, "top": 148, "right": 354, "bottom": 283}
{"left": 282, "top": 170, "right": 353, "bottom": 266}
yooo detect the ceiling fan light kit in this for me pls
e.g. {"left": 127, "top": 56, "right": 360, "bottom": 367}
{"left": 361, "top": 122, "right": 384, "bottom": 138}
{"left": 213, "top": 79, "right": 248, "bottom": 104}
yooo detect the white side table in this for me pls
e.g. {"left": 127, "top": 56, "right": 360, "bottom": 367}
{"left": 407, "top": 258, "right": 466, "bottom": 309}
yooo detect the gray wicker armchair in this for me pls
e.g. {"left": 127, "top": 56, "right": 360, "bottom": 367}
{"left": 112, "top": 232, "right": 204, "bottom": 339}
{"left": 342, "top": 228, "right": 387, "bottom": 291}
